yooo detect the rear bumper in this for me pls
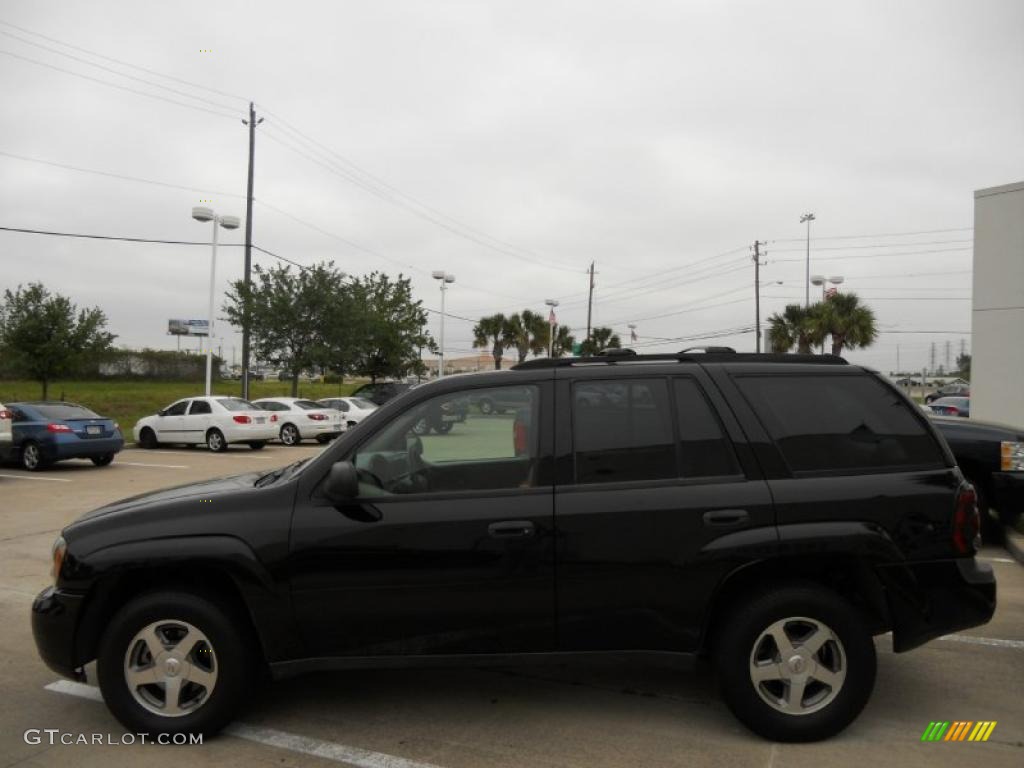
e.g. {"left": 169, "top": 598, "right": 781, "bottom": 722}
{"left": 991, "top": 472, "right": 1024, "bottom": 517}
{"left": 878, "top": 558, "right": 996, "bottom": 653}
{"left": 31, "top": 586, "right": 87, "bottom": 681}
{"left": 45, "top": 435, "right": 124, "bottom": 461}
{"left": 223, "top": 424, "right": 277, "bottom": 443}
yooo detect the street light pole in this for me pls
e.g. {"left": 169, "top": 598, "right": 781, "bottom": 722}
{"left": 800, "top": 213, "right": 816, "bottom": 308}
{"left": 545, "top": 298, "right": 559, "bottom": 358}
{"left": 193, "top": 207, "right": 240, "bottom": 397}
{"left": 432, "top": 271, "right": 455, "bottom": 378}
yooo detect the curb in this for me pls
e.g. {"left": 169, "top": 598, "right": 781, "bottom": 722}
{"left": 1004, "top": 525, "right": 1024, "bottom": 565}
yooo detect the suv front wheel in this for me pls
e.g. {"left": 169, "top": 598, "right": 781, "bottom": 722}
{"left": 97, "top": 591, "right": 253, "bottom": 735}
{"left": 714, "top": 584, "right": 876, "bottom": 742}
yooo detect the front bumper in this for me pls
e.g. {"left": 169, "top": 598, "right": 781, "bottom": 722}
{"left": 878, "top": 558, "right": 996, "bottom": 653}
{"left": 991, "top": 472, "right": 1024, "bottom": 517}
{"left": 31, "top": 586, "right": 87, "bottom": 681}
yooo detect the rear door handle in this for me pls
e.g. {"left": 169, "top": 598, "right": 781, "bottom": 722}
{"left": 488, "top": 520, "right": 535, "bottom": 538}
{"left": 702, "top": 509, "right": 749, "bottom": 526}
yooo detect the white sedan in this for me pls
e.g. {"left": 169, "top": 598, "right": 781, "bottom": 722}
{"left": 316, "top": 397, "right": 378, "bottom": 428}
{"left": 252, "top": 397, "right": 345, "bottom": 446}
{"left": 134, "top": 396, "right": 277, "bottom": 452}
{"left": 0, "top": 403, "right": 12, "bottom": 457}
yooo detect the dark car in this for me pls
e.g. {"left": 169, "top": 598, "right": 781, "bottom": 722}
{"left": 930, "top": 396, "right": 970, "bottom": 417}
{"left": 32, "top": 352, "right": 994, "bottom": 742}
{"left": 932, "top": 415, "right": 1024, "bottom": 534}
{"left": 925, "top": 382, "right": 970, "bottom": 403}
{"left": 349, "top": 381, "right": 413, "bottom": 406}
{"left": 5, "top": 401, "right": 124, "bottom": 471}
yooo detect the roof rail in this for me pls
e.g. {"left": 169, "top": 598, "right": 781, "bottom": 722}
{"left": 511, "top": 352, "right": 848, "bottom": 370}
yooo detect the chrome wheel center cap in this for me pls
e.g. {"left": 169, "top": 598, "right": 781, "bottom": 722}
{"left": 787, "top": 655, "right": 806, "bottom": 674}
{"left": 164, "top": 658, "right": 181, "bottom": 677}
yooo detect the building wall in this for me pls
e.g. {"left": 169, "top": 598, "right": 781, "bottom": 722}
{"left": 972, "top": 181, "right": 1024, "bottom": 427}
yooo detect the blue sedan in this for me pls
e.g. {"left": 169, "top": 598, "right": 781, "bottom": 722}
{"left": 4, "top": 401, "right": 124, "bottom": 471}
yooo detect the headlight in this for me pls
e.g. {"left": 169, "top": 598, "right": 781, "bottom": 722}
{"left": 51, "top": 536, "right": 66, "bottom": 585}
{"left": 1001, "top": 441, "right": 1024, "bottom": 471}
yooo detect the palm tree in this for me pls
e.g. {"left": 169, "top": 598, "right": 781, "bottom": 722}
{"left": 820, "top": 292, "right": 877, "bottom": 356}
{"left": 580, "top": 326, "right": 621, "bottom": 356}
{"left": 767, "top": 304, "right": 825, "bottom": 353}
{"left": 503, "top": 310, "right": 551, "bottom": 363}
{"left": 552, "top": 325, "right": 575, "bottom": 357}
{"left": 473, "top": 313, "right": 508, "bottom": 370}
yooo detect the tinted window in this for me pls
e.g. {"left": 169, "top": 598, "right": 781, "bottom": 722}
{"left": 31, "top": 404, "right": 100, "bottom": 420}
{"left": 295, "top": 400, "right": 322, "bottom": 410}
{"left": 255, "top": 401, "right": 288, "bottom": 412}
{"left": 674, "top": 379, "right": 739, "bottom": 477}
{"left": 217, "top": 398, "right": 255, "bottom": 412}
{"left": 164, "top": 401, "right": 189, "bottom": 416}
{"left": 573, "top": 379, "right": 675, "bottom": 484}
{"left": 353, "top": 385, "right": 539, "bottom": 495}
{"left": 736, "top": 374, "right": 945, "bottom": 473}
{"left": 189, "top": 400, "right": 212, "bottom": 415}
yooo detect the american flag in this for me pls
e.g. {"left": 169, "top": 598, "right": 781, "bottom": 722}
{"left": 630, "top": 327, "right": 638, "bottom": 342}
{"left": 825, "top": 287, "right": 839, "bottom": 299}
{"left": 548, "top": 308, "right": 557, "bottom": 325}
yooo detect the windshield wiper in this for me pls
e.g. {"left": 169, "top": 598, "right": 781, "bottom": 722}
{"left": 254, "top": 458, "right": 309, "bottom": 488}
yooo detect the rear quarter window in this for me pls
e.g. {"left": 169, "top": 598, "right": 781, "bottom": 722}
{"left": 736, "top": 373, "right": 946, "bottom": 474}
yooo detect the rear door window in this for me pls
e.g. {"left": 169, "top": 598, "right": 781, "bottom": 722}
{"left": 735, "top": 374, "right": 945, "bottom": 473}
{"left": 673, "top": 378, "right": 740, "bottom": 477}
{"left": 188, "top": 400, "right": 212, "bottom": 415}
{"left": 572, "top": 379, "right": 675, "bottom": 484}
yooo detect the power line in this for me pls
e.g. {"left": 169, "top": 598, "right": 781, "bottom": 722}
{"left": 767, "top": 239, "right": 972, "bottom": 253}
{"left": 768, "top": 227, "right": 972, "bottom": 243}
{"left": 771, "top": 246, "right": 972, "bottom": 263}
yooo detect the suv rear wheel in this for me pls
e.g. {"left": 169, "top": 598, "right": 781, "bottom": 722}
{"left": 714, "top": 584, "right": 876, "bottom": 742}
{"left": 97, "top": 591, "right": 252, "bottom": 735}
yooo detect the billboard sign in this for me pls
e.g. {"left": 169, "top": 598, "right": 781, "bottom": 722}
{"left": 168, "top": 319, "right": 209, "bottom": 337}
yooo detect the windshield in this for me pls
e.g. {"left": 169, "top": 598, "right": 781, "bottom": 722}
{"left": 351, "top": 398, "right": 377, "bottom": 409}
{"left": 33, "top": 404, "right": 100, "bottom": 420}
{"left": 217, "top": 398, "right": 257, "bottom": 412}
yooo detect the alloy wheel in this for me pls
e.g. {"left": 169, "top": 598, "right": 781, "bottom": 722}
{"left": 280, "top": 424, "right": 299, "bottom": 445}
{"left": 748, "top": 616, "right": 847, "bottom": 716}
{"left": 22, "top": 443, "right": 40, "bottom": 470}
{"left": 123, "top": 619, "right": 218, "bottom": 717}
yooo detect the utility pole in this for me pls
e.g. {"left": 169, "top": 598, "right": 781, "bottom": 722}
{"left": 753, "top": 240, "right": 765, "bottom": 353}
{"left": 945, "top": 339, "right": 951, "bottom": 371}
{"left": 930, "top": 341, "right": 936, "bottom": 374}
{"left": 585, "top": 261, "right": 595, "bottom": 345}
{"left": 800, "top": 213, "right": 816, "bottom": 308}
{"left": 241, "top": 102, "right": 262, "bottom": 399}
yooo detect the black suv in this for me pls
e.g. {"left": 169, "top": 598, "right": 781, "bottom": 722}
{"left": 349, "top": 381, "right": 414, "bottom": 406}
{"left": 32, "top": 353, "right": 995, "bottom": 742}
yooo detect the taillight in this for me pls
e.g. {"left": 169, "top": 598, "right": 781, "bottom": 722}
{"left": 270, "top": 414, "right": 278, "bottom": 423}
{"left": 513, "top": 420, "right": 528, "bottom": 456}
{"left": 0, "top": 408, "right": 11, "bottom": 420}
{"left": 47, "top": 423, "right": 72, "bottom": 433}
{"left": 952, "top": 485, "right": 980, "bottom": 554}
{"left": 308, "top": 413, "right": 327, "bottom": 421}
{"left": 233, "top": 415, "right": 252, "bottom": 424}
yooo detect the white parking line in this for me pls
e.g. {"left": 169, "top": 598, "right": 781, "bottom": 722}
{"left": 115, "top": 462, "right": 188, "bottom": 469}
{"left": 126, "top": 449, "right": 274, "bottom": 459}
{"left": 0, "top": 473, "right": 72, "bottom": 483}
{"left": 45, "top": 680, "right": 444, "bottom": 768}
{"left": 980, "top": 557, "right": 1015, "bottom": 564}
{"left": 940, "top": 634, "right": 1024, "bottom": 650}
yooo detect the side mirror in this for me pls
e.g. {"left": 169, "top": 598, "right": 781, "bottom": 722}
{"left": 324, "top": 460, "right": 359, "bottom": 502}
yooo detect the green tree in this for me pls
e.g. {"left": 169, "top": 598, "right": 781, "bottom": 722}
{"left": 767, "top": 304, "right": 824, "bottom": 353}
{"left": 819, "top": 292, "right": 877, "bottom": 356}
{"left": 0, "top": 283, "right": 115, "bottom": 398}
{"left": 504, "top": 310, "right": 551, "bottom": 363}
{"left": 223, "top": 261, "right": 343, "bottom": 396}
{"left": 580, "top": 326, "right": 621, "bottom": 356}
{"left": 473, "top": 313, "right": 509, "bottom": 370}
{"left": 552, "top": 325, "right": 576, "bottom": 357}
{"left": 346, "top": 272, "right": 433, "bottom": 382}
{"left": 956, "top": 352, "right": 971, "bottom": 380}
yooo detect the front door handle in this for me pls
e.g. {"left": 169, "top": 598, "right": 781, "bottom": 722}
{"left": 702, "top": 509, "right": 749, "bottom": 526}
{"left": 488, "top": 520, "right": 535, "bottom": 538}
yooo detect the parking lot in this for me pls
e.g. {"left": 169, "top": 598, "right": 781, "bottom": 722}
{"left": 1, "top": 444, "right": 1021, "bottom": 768}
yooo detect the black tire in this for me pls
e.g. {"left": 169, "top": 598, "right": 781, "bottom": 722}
{"left": 97, "top": 590, "right": 254, "bottom": 736}
{"left": 139, "top": 428, "right": 158, "bottom": 450}
{"left": 714, "top": 584, "right": 876, "bottom": 742}
{"left": 411, "top": 417, "right": 430, "bottom": 436}
{"left": 248, "top": 441, "right": 266, "bottom": 450}
{"left": 478, "top": 399, "right": 494, "bottom": 415}
{"left": 316, "top": 435, "right": 331, "bottom": 445}
{"left": 91, "top": 454, "right": 115, "bottom": 467}
{"left": 279, "top": 423, "right": 300, "bottom": 446}
{"left": 206, "top": 429, "right": 228, "bottom": 453}
{"left": 20, "top": 441, "right": 48, "bottom": 472}
{"left": 434, "top": 422, "right": 453, "bottom": 434}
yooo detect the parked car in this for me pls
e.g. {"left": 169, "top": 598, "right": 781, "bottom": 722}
{"left": 3, "top": 401, "right": 123, "bottom": 471}
{"left": 470, "top": 387, "right": 532, "bottom": 414}
{"left": 929, "top": 396, "right": 970, "bottom": 417}
{"left": 925, "top": 382, "right": 970, "bottom": 403}
{"left": 134, "top": 397, "right": 276, "bottom": 452}
{"left": 252, "top": 397, "right": 345, "bottom": 445}
{"left": 316, "top": 397, "right": 378, "bottom": 428}
{"left": 0, "top": 403, "right": 12, "bottom": 458}
{"left": 349, "top": 381, "right": 414, "bottom": 406}
{"left": 32, "top": 352, "right": 994, "bottom": 742}
{"left": 931, "top": 415, "right": 1024, "bottom": 535}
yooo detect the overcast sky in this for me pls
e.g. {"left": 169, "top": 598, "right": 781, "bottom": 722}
{"left": 1, "top": 0, "right": 1022, "bottom": 374}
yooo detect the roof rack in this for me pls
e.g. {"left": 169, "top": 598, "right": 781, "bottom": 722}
{"left": 511, "top": 351, "right": 848, "bottom": 370}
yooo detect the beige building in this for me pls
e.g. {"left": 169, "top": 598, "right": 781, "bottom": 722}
{"left": 972, "top": 181, "right": 1024, "bottom": 426}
